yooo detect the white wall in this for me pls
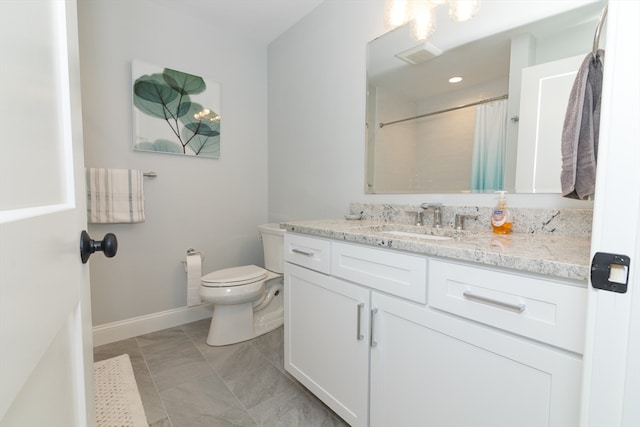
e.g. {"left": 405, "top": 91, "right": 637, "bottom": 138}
{"left": 268, "top": 1, "right": 379, "bottom": 221}
{"left": 79, "top": 0, "right": 598, "bottom": 326}
{"left": 268, "top": 0, "right": 594, "bottom": 220}
{"left": 373, "top": 87, "right": 417, "bottom": 193}
{"left": 414, "top": 108, "right": 475, "bottom": 192}
{"left": 78, "top": 0, "right": 269, "bottom": 325}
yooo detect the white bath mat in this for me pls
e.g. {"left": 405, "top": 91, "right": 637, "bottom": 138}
{"left": 94, "top": 353, "right": 148, "bottom": 427}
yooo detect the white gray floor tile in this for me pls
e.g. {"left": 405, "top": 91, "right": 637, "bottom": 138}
{"left": 94, "top": 321, "right": 347, "bottom": 427}
{"left": 160, "top": 374, "right": 257, "bottom": 427}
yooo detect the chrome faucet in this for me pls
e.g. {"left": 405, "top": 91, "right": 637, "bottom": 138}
{"left": 419, "top": 203, "right": 443, "bottom": 228}
{"left": 454, "top": 213, "right": 477, "bottom": 231}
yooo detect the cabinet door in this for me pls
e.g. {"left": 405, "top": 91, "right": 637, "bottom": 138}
{"left": 370, "top": 293, "right": 582, "bottom": 427}
{"left": 284, "top": 262, "right": 370, "bottom": 427}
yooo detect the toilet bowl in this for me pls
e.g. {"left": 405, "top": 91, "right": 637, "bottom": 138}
{"left": 199, "top": 224, "right": 285, "bottom": 346}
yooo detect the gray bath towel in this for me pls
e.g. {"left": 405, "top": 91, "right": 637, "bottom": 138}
{"left": 560, "top": 49, "right": 605, "bottom": 200}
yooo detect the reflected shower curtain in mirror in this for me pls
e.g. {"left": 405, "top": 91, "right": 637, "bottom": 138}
{"left": 471, "top": 99, "right": 508, "bottom": 191}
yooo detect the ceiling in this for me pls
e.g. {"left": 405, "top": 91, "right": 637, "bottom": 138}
{"left": 153, "top": 0, "right": 325, "bottom": 45}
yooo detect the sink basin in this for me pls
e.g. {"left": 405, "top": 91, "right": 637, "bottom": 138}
{"left": 382, "top": 230, "right": 453, "bottom": 241}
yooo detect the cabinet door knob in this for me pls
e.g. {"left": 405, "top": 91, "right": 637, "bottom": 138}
{"left": 292, "top": 248, "right": 314, "bottom": 257}
{"left": 356, "top": 303, "right": 364, "bottom": 341}
{"left": 370, "top": 308, "right": 378, "bottom": 348}
{"left": 463, "top": 291, "right": 525, "bottom": 313}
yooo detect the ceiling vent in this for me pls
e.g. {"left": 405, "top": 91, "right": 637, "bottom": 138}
{"left": 395, "top": 43, "right": 443, "bottom": 65}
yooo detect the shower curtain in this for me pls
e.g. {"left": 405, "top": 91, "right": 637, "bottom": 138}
{"left": 470, "top": 99, "right": 508, "bottom": 192}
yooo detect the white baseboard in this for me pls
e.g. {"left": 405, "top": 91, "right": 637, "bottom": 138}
{"left": 92, "top": 304, "right": 213, "bottom": 347}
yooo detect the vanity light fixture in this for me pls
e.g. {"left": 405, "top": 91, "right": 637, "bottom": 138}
{"left": 385, "top": 0, "right": 410, "bottom": 28}
{"left": 448, "top": 76, "right": 463, "bottom": 83}
{"left": 449, "top": 0, "right": 480, "bottom": 22}
{"left": 410, "top": 1, "right": 437, "bottom": 41}
{"left": 384, "top": 0, "right": 481, "bottom": 41}
{"left": 194, "top": 108, "right": 220, "bottom": 122}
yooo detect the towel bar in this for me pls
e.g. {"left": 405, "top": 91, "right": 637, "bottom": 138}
{"left": 592, "top": 4, "right": 608, "bottom": 60}
{"left": 143, "top": 171, "right": 157, "bottom": 178}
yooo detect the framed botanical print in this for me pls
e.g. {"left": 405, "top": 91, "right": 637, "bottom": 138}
{"left": 132, "top": 60, "right": 221, "bottom": 158}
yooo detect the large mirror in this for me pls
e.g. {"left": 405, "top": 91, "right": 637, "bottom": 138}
{"left": 366, "top": 2, "right": 605, "bottom": 194}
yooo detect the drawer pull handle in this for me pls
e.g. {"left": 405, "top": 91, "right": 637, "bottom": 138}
{"left": 356, "top": 303, "right": 364, "bottom": 340}
{"left": 463, "top": 291, "right": 526, "bottom": 313}
{"left": 292, "top": 248, "right": 314, "bottom": 257}
{"left": 370, "top": 308, "right": 378, "bottom": 348}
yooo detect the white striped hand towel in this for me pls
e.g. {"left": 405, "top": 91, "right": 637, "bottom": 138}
{"left": 86, "top": 168, "right": 145, "bottom": 223}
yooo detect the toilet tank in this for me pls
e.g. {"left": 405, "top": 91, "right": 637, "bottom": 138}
{"left": 259, "top": 223, "right": 285, "bottom": 274}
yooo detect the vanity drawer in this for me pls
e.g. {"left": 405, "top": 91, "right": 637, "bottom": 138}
{"left": 428, "top": 259, "right": 587, "bottom": 353}
{"left": 332, "top": 242, "right": 427, "bottom": 303}
{"left": 284, "top": 233, "right": 331, "bottom": 274}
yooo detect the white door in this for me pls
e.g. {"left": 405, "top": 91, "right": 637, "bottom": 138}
{"left": 0, "top": 1, "right": 95, "bottom": 426}
{"left": 515, "top": 54, "right": 584, "bottom": 193}
{"left": 581, "top": 1, "right": 640, "bottom": 426}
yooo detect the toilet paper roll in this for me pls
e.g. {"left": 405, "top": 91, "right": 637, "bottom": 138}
{"left": 185, "top": 252, "right": 202, "bottom": 306}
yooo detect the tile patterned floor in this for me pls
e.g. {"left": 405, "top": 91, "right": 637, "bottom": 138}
{"left": 93, "top": 319, "right": 348, "bottom": 427}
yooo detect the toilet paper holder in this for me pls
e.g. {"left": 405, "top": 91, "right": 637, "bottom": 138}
{"left": 182, "top": 248, "right": 205, "bottom": 270}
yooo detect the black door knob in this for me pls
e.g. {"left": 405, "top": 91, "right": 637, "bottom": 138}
{"left": 80, "top": 230, "right": 118, "bottom": 264}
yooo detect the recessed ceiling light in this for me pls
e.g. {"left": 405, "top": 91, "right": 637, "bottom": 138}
{"left": 449, "top": 76, "right": 463, "bottom": 83}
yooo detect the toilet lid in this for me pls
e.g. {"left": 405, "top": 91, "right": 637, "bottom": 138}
{"left": 202, "top": 265, "right": 267, "bottom": 286}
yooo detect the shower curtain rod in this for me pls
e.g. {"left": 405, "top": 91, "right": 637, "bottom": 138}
{"left": 379, "top": 94, "right": 508, "bottom": 128}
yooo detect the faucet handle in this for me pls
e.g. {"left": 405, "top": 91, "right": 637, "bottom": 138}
{"left": 419, "top": 203, "right": 443, "bottom": 228}
{"left": 420, "top": 202, "right": 443, "bottom": 209}
{"left": 454, "top": 213, "right": 477, "bottom": 231}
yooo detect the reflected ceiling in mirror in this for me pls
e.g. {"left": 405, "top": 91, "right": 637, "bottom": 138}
{"left": 365, "top": 1, "right": 605, "bottom": 194}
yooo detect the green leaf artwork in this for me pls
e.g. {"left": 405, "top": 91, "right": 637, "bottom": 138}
{"left": 132, "top": 61, "right": 221, "bottom": 158}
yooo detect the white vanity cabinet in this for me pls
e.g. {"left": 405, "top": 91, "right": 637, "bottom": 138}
{"left": 283, "top": 232, "right": 586, "bottom": 427}
{"left": 369, "top": 292, "right": 583, "bottom": 427}
{"left": 285, "top": 262, "right": 370, "bottom": 427}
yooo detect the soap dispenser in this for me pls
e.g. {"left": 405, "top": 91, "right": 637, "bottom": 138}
{"left": 491, "top": 191, "right": 513, "bottom": 234}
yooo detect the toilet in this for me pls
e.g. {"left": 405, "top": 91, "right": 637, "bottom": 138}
{"left": 199, "top": 223, "right": 285, "bottom": 346}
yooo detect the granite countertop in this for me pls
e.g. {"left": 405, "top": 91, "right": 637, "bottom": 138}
{"left": 281, "top": 219, "right": 591, "bottom": 282}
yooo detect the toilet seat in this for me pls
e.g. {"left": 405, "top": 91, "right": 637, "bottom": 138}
{"left": 202, "top": 265, "right": 267, "bottom": 288}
